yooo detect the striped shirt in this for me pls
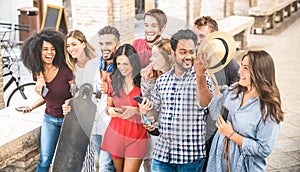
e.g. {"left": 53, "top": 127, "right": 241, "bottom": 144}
{"left": 151, "top": 66, "right": 214, "bottom": 164}
{"left": 81, "top": 141, "right": 96, "bottom": 172}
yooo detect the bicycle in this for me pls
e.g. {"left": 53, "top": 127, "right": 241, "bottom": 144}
{"left": 2, "top": 61, "right": 38, "bottom": 107}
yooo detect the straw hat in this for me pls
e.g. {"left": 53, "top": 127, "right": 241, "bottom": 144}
{"left": 198, "top": 31, "right": 236, "bottom": 73}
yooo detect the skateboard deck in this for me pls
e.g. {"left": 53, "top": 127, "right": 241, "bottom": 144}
{"left": 52, "top": 83, "right": 97, "bottom": 172}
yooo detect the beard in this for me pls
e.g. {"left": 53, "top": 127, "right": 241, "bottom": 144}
{"left": 102, "top": 50, "right": 114, "bottom": 61}
{"left": 103, "top": 54, "right": 113, "bottom": 61}
{"left": 174, "top": 54, "right": 194, "bottom": 71}
{"left": 146, "top": 34, "right": 161, "bottom": 43}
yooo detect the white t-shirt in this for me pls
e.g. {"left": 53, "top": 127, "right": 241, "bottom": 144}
{"left": 74, "top": 56, "right": 111, "bottom": 136}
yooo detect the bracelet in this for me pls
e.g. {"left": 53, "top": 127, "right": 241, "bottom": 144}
{"left": 228, "top": 131, "right": 235, "bottom": 139}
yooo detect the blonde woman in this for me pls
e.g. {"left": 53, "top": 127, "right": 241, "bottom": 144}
{"left": 140, "top": 38, "right": 174, "bottom": 172}
{"left": 64, "top": 29, "right": 99, "bottom": 171}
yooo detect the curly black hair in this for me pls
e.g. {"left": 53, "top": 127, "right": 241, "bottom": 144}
{"left": 21, "top": 27, "right": 67, "bottom": 74}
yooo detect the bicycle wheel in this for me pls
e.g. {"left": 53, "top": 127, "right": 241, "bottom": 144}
{"left": 6, "top": 82, "right": 40, "bottom": 107}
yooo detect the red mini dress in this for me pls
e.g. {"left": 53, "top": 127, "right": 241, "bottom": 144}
{"left": 101, "top": 85, "right": 148, "bottom": 159}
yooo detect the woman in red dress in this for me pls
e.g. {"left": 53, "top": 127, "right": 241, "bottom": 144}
{"left": 101, "top": 44, "right": 148, "bottom": 172}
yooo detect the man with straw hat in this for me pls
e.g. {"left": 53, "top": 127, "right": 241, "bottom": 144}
{"left": 193, "top": 16, "right": 240, "bottom": 171}
{"left": 194, "top": 16, "right": 240, "bottom": 93}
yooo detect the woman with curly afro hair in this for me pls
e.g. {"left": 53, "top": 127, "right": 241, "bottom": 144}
{"left": 19, "top": 28, "right": 74, "bottom": 172}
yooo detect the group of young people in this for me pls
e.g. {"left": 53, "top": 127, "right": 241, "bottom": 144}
{"left": 19, "top": 8, "right": 284, "bottom": 172}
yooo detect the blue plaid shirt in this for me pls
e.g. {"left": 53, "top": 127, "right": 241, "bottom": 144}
{"left": 151, "top": 66, "right": 214, "bottom": 164}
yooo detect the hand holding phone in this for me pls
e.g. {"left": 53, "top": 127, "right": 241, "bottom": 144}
{"left": 15, "top": 106, "right": 32, "bottom": 113}
{"left": 141, "top": 113, "right": 160, "bottom": 136}
{"left": 221, "top": 106, "right": 229, "bottom": 121}
{"left": 41, "top": 86, "right": 49, "bottom": 97}
{"left": 114, "top": 108, "right": 123, "bottom": 114}
{"left": 133, "top": 96, "right": 144, "bottom": 104}
{"left": 15, "top": 107, "right": 26, "bottom": 112}
{"left": 141, "top": 114, "right": 152, "bottom": 126}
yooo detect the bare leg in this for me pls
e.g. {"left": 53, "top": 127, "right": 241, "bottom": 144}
{"left": 123, "top": 158, "right": 143, "bottom": 172}
{"left": 112, "top": 158, "right": 124, "bottom": 172}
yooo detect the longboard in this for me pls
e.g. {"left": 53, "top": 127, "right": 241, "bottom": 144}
{"left": 52, "top": 83, "right": 96, "bottom": 172}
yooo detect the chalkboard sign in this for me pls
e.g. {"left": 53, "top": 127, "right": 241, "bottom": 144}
{"left": 41, "top": 4, "right": 68, "bottom": 34}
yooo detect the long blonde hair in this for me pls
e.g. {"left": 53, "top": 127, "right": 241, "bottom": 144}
{"left": 65, "top": 30, "right": 96, "bottom": 71}
{"left": 153, "top": 38, "right": 174, "bottom": 78}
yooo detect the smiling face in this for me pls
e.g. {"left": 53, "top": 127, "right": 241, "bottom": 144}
{"left": 41, "top": 41, "right": 56, "bottom": 64}
{"left": 99, "top": 34, "right": 119, "bottom": 60}
{"left": 66, "top": 37, "right": 85, "bottom": 59}
{"left": 174, "top": 39, "right": 196, "bottom": 73}
{"left": 144, "top": 15, "right": 163, "bottom": 43}
{"left": 238, "top": 55, "right": 252, "bottom": 90}
{"left": 116, "top": 54, "right": 133, "bottom": 78}
{"left": 150, "top": 45, "right": 168, "bottom": 71}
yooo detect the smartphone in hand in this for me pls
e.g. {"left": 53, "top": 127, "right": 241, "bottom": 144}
{"left": 133, "top": 96, "right": 143, "bottom": 104}
{"left": 41, "top": 86, "right": 49, "bottom": 97}
{"left": 141, "top": 113, "right": 160, "bottom": 136}
{"left": 141, "top": 114, "right": 152, "bottom": 126}
{"left": 221, "top": 106, "right": 229, "bottom": 121}
{"left": 134, "top": 96, "right": 151, "bottom": 125}
{"left": 15, "top": 107, "right": 26, "bottom": 112}
{"left": 115, "top": 108, "right": 123, "bottom": 114}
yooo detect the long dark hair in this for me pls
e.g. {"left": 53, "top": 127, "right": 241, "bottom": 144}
{"left": 110, "top": 44, "right": 141, "bottom": 98}
{"left": 21, "top": 28, "right": 67, "bottom": 74}
{"left": 233, "top": 50, "right": 284, "bottom": 123}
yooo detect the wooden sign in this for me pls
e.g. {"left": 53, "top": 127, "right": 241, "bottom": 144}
{"left": 41, "top": 4, "right": 68, "bottom": 34}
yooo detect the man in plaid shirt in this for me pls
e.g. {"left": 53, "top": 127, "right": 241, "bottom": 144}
{"left": 141, "top": 29, "right": 214, "bottom": 171}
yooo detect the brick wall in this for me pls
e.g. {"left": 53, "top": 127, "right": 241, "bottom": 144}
{"left": 0, "top": 124, "right": 41, "bottom": 171}
{"left": 2, "top": 148, "right": 40, "bottom": 172}
{"left": 64, "top": 0, "right": 135, "bottom": 51}
{"left": 112, "top": 0, "right": 135, "bottom": 44}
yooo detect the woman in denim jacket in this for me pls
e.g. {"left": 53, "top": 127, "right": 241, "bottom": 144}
{"left": 206, "top": 50, "right": 284, "bottom": 172}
